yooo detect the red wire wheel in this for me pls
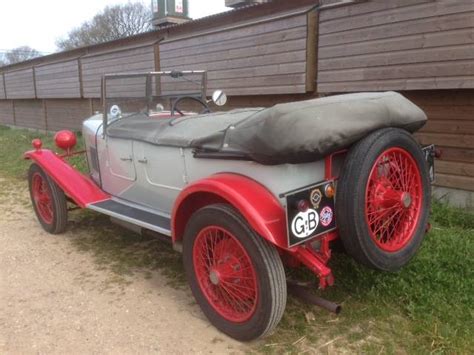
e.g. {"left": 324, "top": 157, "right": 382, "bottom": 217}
{"left": 31, "top": 172, "right": 54, "bottom": 224}
{"left": 28, "top": 164, "right": 68, "bottom": 234}
{"left": 336, "top": 128, "right": 431, "bottom": 271}
{"left": 365, "top": 147, "right": 423, "bottom": 252}
{"left": 183, "top": 204, "right": 286, "bottom": 341}
{"left": 193, "top": 226, "right": 258, "bottom": 322}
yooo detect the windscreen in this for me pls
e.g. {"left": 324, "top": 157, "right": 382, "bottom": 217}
{"left": 103, "top": 71, "right": 206, "bottom": 120}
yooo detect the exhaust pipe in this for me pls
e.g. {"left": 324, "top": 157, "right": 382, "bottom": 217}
{"left": 287, "top": 282, "right": 341, "bottom": 314}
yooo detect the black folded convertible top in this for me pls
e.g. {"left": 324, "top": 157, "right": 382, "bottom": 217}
{"left": 108, "top": 91, "right": 427, "bottom": 165}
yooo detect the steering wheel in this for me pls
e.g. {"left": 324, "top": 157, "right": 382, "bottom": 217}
{"left": 171, "top": 96, "right": 211, "bottom": 116}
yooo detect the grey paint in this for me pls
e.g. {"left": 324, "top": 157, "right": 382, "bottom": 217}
{"left": 83, "top": 115, "right": 327, "bottom": 219}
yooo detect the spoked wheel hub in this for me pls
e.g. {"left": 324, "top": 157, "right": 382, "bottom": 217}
{"left": 372, "top": 179, "right": 412, "bottom": 210}
{"left": 365, "top": 147, "right": 423, "bottom": 252}
{"left": 208, "top": 253, "right": 244, "bottom": 285}
{"left": 209, "top": 269, "right": 220, "bottom": 285}
{"left": 193, "top": 226, "right": 258, "bottom": 323}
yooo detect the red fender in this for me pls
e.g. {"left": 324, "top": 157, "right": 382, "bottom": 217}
{"left": 171, "top": 173, "right": 288, "bottom": 249}
{"left": 24, "top": 149, "right": 110, "bottom": 208}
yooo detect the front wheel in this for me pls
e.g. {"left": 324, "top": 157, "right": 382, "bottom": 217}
{"left": 28, "top": 163, "right": 68, "bottom": 234}
{"left": 183, "top": 204, "right": 287, "bottom": 341}
{"left": 336, "top": 128, "right": 431, "bottom": 271}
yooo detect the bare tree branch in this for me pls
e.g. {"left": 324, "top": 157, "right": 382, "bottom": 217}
{"left": 0, "top": 46, "right": 41, "bottom": 66}
{"left": 56, "top": 2, "right": 152, "bottom": 51}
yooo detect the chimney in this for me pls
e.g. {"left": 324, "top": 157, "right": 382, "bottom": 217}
{"left": 152, "top": 0, "right": 191, "bottom": 29}
{"left": 225, "top": 0, "right": 272, "bottom": 8}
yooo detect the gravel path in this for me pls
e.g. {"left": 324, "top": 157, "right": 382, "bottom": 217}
{"left": 0, "top": 181, "right": 248, "bottom": 354}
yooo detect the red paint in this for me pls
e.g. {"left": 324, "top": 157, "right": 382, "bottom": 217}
{"left": 193, "top": 225, "right": 258, "bottom": 322}
{"left": 54, "top": 130, "right": 77, "bottom": 151}
{"left": 31, "top": 172, "right": 54, "bottom": 224}
{"left": 288, "top": 244, "right": 334, "bottom": 289}
{"left": 172, "top": 173, "right": 287, "bottom": 249}
{"left": 24, "top": 149, "right": 110, "bottom": 208}
{"left": 285, "top": 231, "right": 339, "bottom": 289}
{"left": 316, "top": 231, "right": 338, "bottom": 263}
{"left": 32, "top": 139, "right": 42, "bottom": 150}
{"left": 365, "top": 147, "right": 423, "bottom": 252}
{"left": 172, "top": 173, "right": 341, "bottom": 288}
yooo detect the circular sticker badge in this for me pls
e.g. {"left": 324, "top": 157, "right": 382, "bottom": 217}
{"left": 319, "top": 206, "right": 333, "bottom": 227}
{"left": 310, "top": 189, "right": 322, "bottom": 209}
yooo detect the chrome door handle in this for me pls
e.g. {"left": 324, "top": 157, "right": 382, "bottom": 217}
{"left": 137, "top": 158, "right": 148, "bottom": 164}
{"left": 120, "top": 156, "right": 133, "bottom": 161}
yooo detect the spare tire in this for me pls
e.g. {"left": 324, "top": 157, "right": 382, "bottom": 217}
{"left": 336, "top": 128, "right": 430, "bottom": 271}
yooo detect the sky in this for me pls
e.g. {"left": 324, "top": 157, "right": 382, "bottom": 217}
{"left": 0, "top": 0, "right": 229, "bottom": 54}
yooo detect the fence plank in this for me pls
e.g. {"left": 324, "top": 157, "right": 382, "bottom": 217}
{"left": 13, "top": 100, "right": 45, "bottom": 129}
{"left": 36, "top": 59, "right": 81, "bottom": 98}
{"left": 4, "top": 69, "right": 35, "bottom": 99}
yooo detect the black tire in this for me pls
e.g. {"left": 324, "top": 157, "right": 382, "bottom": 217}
{"left": 28, "top": 163, "right": 68, "bottom": 234}
{"left": 183, "top": 204, "right": 287, "bottom": 341}
{"left": 336, "top": 128, "right": 431, "bottom": 271}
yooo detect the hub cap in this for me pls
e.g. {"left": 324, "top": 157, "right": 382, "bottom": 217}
{"left": 31, "top": 173, "right": 53, "bottom": 224}
{"left": 365, "top": 147, "right": 422, "bottom": 252}
{"left": 209, "top": 269, "right": 220, "bottom": 285}
{"left": 193, "top": 226, "right": 258, "bottom": 323}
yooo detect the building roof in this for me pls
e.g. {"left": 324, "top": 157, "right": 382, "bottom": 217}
{"left": 0, "top": 0, "right": 318, "bottom": 72}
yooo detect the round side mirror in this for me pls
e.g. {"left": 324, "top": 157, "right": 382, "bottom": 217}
{"left": 110, "top": 105, "right": 122, "bottom": 118}
{"left": 212, "top": 90, "right": 227, "bottom": 107}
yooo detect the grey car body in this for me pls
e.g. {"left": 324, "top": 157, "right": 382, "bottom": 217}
{"left": 82, "top": 71, "right": 426, "bottom": 239}
{"left": 83, "top": 112, "right": 328, "bottom": 235}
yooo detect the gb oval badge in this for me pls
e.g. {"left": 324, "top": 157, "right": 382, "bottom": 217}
{"left": 291, "top": 208, "right": 319, "bottom": 239}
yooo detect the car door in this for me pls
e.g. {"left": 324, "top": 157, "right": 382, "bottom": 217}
{"left": 122, "top": 141, "right": 185, "bottom": 214}
{"left": 101, "top": 136, "right": 137, "bottom": 196}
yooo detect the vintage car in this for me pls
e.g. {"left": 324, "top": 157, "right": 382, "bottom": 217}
{"left": 25, "top": 70, "right": 435, "bottom": 341}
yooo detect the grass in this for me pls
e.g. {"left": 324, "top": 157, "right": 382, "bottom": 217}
{"left": 1, "top": 125, "right": 473, "bottom": 353}
{"left": 0, "top": 125, "right": 88, "bottom": 178}
{"left": 262, "top": 216, "right": 474, "bottom": 354}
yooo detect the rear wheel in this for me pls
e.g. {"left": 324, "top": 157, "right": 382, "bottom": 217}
{"left": 183, "top": 204, "right": 286, "bottom": 341}
{"left": 336, "top": 128, "right": 430, "bottom": 271}
{"left": 28, "top": 164, "right": 68, "bottom": 234}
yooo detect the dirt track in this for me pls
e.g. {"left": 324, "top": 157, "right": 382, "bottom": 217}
{"left": 0, "top": 180, "right": 248, "bottom": 354}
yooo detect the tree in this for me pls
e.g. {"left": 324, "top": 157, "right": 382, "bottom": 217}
{"left": 56, "top": 2, "right": 152, "bottom": 51}
{"left": 0, "top": 46, "right": 41, "bottom": 66}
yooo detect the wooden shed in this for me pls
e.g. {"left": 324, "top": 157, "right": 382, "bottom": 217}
{"left": 316, "top": 0, "right": 474, "bottom": 204}
{"left": 0, "top": 0, "right": 472, "bottom": 205}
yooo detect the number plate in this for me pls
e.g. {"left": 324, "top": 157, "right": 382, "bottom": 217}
{"left": 285, "top": 181, "right": 337, "bottom": 248}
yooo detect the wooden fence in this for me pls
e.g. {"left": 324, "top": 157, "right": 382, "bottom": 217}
{"left": 0, "top": 0, "right": 473, "bottom": 195}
